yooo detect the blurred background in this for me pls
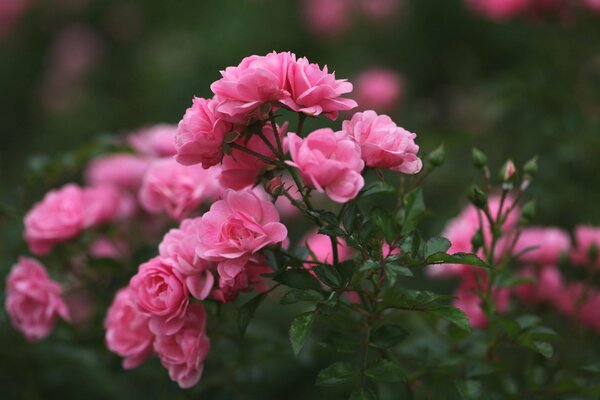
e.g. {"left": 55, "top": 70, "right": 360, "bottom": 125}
{"left": 1, "top": 0, "right": 600, "bottom": 398}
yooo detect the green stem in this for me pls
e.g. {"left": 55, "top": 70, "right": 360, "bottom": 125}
{"left": 229, "top": 142, "right": 280, "bottom": 165}
{"left": 296, "top": 113, "right": 306, "bottom": 136}
{"left": 268, "top": 110, "right": 285, "bottom": 157}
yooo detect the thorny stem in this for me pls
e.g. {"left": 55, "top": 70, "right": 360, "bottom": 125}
{"left": 229, "top": 142, "right": 280, "bottom": 165}
{"left": 255, "top": 126, "right": 279, "bottom": 157}
{"left": 268, "top": 110, "right": 285, "bottom": 157}
{"left": 296, "top": 113, "right": 306, "bottom": 136}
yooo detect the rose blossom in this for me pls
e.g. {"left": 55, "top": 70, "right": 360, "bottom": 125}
{"left": 465, "top": 0, "right": 530, "bottom": 20}
{"left": 175, "top": 97, "right": 234, "bottom": 168}
{"left": 513, "top": 227, "right": 570, "bottom": 265}
{"left": 342, "top": 110, "right": 421, "bottom": 173}
{"left": 354, "top": 69, "right": 403, "bottom": 112}
{"left": 129, "top": 257, "right": 189, "bottom": 335}
{"left": 211, "top": 51, "right": 294, "bottom": 123}
{"left": 219, "top": 123, "right": 287, "bottom": 190}
{"left": 195, "top": 189, "right": 288, "bottom": 260}
{"left": 24, "top": 184, "right": 85, "bottom": 255}
{"left": 570, "top": 225, "right": 600, "bottom": 267}
{"left": 5, "top": 257, "right": 70, "bottom": 341}
{"left": 82, "top": 185, "right": 122, "bottom": 227}
{"left": 85, "top": 153, "right": 150, "bottom": 192}
{"left": 287, "top": 128, "right": 364, "bottom": 203}
{"left": 453, "top": 271, "right": 510, "bottom": 328}
{"left": 159, "top": 219, "right": 215, "bottom": 300}
{"left": 514, "top": 265, "right": 565, "bottom": 307}
{"left": 128, "top": 124, "right": 177, "bottom": 157}
{"left": 280, "top": 56, "right": 358, "bottom": 120}
{"left": 139, "top": 158, "right": 222, "bottom": 221}
{"left": 153, "top": 304, "right": 210, "bottom": 389}
{"left": 212, "top": 256, "right": 271, "bottom": 302}
{"left": 104, "top": 287, "right": 154, "bottom": 369}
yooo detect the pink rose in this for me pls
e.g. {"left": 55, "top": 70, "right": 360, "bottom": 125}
{"left": 104, "top": 287, "right": 154, "bottom": 369}
{"left": 354, "top": 69, "right": 403, "bottom": 112}
{"left": 465, "top": 0, "right": 530, "bottom": 20}
{"left": 453, "top": 271, "right": 510, "bottom": 328}
{"left": 281, "top": 57, "right": 358, "bottom": 120}
{"left": 128, "top": 257, "right": 189, "bottom": 335}
{"left": 211, "top": 256, "right": 271, "bottom": 302}
{"left": 89, "top": 236, "right": 129, "bottom": 260}
{"left": 195, "top": 189, "right": 288, "bottom": 260}
{"left": 139, "top": 158, "right": 222, "bottom": 221}
{"left": 128, "top": 124, "right": 177, "bottom": 157}
{"left": 513, "top": 227, "right": 570, "bottom": 265}
{"left": 342, "top": 110, "right": 422, "bottom": 173}
{"left": 159, "top": 219, "right": 215, "bottom": 300}
{"left": 515, "top": 265, "right": 565, "bottom": 308}
{"left": 304, "top": 231, "right": 353, "bottom": 265}
{"left": 211, "top": 51, "right": 294, "bottom": 123}
{"left": 24, "top": 184, "right": 85, "bottom": 255}
{"left": 153, "top": 304, "right": 210, "bottom": 389}
{"left": 5, "top": 257, "right": 70, "bottom": 341}
{"left": 287, "top": 128, "right": 364, "bottom": 203}
{"left": 302, "top": 0, "right": 352, "bottom": 38}
{"left": 570, "top": 225, "right": 600, "bottom": 267}
{"left": 82, "top": 185, "right": 122, "bottom": 227}
{"left": 175, "top": 97, "right": 234, "bottom": 168}
{"left": 85, "top": 153, "right": 150, "bottom": 192}
{"left": 219, "top": 122, "right": 287, "bottom": 190}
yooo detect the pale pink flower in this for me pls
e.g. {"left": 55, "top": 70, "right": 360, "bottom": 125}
{"left": 159, "top": 219, "right": 215, "bottom": 300}
{"left": 304, "top": 232, "right": 353, "bottom": 265}
{"left": 195, "top": 189, "right": 288, "bottom": 260}
{"left": 354, "top": 69, "right": 403, "bottom": 112}
{"left": 128, "top": 124, "right": 177, "bottom": 157}
{"left": 128, "top": 257, "right": 189, "bottom": 335}
{"left": 342, "top": 110, "right": 421, "bottom": 173}
{"left": 153, "top": 304, "right": 210, "bottom": 389}
{"left": 584, "top": 0, "right": 600, "bottom": 12}
{"left": 212, "top": 256, "right": 271, "bottom": 302}
{"left": 211, "top": 52, "right": 294, "bottom": 122}
{"left": 570, "top": 225, "right": 600, "bottom": 267}
{"left": 465, "top": 0, "right": 530, "bottom": 20}
{"left": 281, "top": 57, "right": 357, "bottom": 120}
{"left": 175, "top": 97, "right": 234, "bottom": 168}
{"left": 287, "top": 128, "right": 364, "bottom": 203}
{"left": 24, "top": 184, "right": 85, "bottom": 255}
{"left": 104, "top": 287, "right": 154, "bottom": 369}
{"left": 139, "top": 158, "right": 222, "bottom": 221}
{"left": 513, "top": 227, "right": 570, "bottom": 265}
{"left": 219, "top": 123, "right": 287, "bottom": 190}
{"left": 85, "top": 153, "right": 150, "bottom": 192}
{"left": 5, "top": 257, "right": 70, "bottom": 341}
{"left": 302, "top": 0, "right": 352, "bottom": 38}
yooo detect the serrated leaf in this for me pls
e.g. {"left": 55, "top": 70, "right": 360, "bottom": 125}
{"left": 318, "top": 225, "right": 345, "bottom": 237}
{"left": 315, "top": 362, "right": 359, "bottom": 386}
{"left": 424, "top": 237, "right": 451, "bottom": 258}
{"left": 273, "top": 268, "right": 322, "bottom": 290}
{"left": 280, "top": 289, "right": 324, "bottom": 305}
{"left": 360, "top": 260, "right": 380, "bottom": 272}
{"left": 426, "top": 252, "right": 489, "bottom": 269}
{"left": 431, "top": 306, "right": 471, "bottom": 332}
{"left": 312, "top": 264, "right": 342, "bottom": 288}
{"left": 290, "top": 311, "right": 316, "bottom": 355}
{"left": 400, "top": 188, "right": 425, "bottom": 234}
{"left": 370, "top": 324, "right": 409, "bottom": 349}
{"left": 361, "top": 181, "right": 396, "bottom": 198}
{"left": 365, "top": 359, "right": 407, "bottom": 382}
{"left": 238, "top": 291, "right": 269, "bottom": 337}
{"left": 335, "top": 260, "right": 356, "bottom": 286}
{"left": 532, "top": 341, "right": 553, "bottom": 358}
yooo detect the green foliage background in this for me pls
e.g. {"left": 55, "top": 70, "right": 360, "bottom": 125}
{"left": 1, "top": 0, "right": 600, "bottom": 399}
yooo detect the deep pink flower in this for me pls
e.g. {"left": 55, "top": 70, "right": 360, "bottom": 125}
{"left": 211, "top": 256, "right": 271, "bottom": 302}
{"left": 342, "top": 110, "right": 421, "bottom": 173}
{"left": 211, "top": 52, "right": 294, "bottom": 123}
{"left": 195, "top": 189, "right": 288, "bottom": 260}
{"left": 465, "top": 0, "right": 530, "bottom": 20}
{"left": 104, "top": 287, "right": 154, "bottom": 369}
{"left": 513, "top": 227, "right": 570, "bottom": 265}
{"left": 153, "top": 304, "right": 210, "bottom": 389}
{"left": 287, "top": 128, "right": 364, "bottom": 203}
{"left": 85, "top": 153, "right": 150, "bottom": 192}
{"left": 175, "top": 97, "right": 234, "bottom": 168}
{"left": 5, "top": 257, "right": 70, "bottom": 342}
{"left": 570, "top": 225, "right": 600, "bottom": 267}
{"left": 128, "top": 257, "right": 189, "bottom": 335}
{"left": 159, "top": 218, "right": 215, "bottom": 300}
{"left": 354, "top": 69, "right": 403, "bottom": 112}
{"left": 24, "top": 184, "right": 85, "bottom": 255}
{"left": 219, "top": 123, "right": 287, "bottom": 190}
{"left": 281, "top": 57, "right": 357, "bottom": 120}
{"left": 139, "top": 158, "right": 222, "bottom": 221}
{"left": 128, "top": 124, "right": 177, "bottom": 157}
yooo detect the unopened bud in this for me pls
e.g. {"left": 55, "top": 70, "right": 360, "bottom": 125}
{"left": 500, "top": 159, "right": 517, "bottom": 182}
{"left": 266, "top": 176, "right": 284, "bottom": 197}
{"left": 472, "top": 147, "right": 488, "bottom": 169}
{"left": 470, "top": 187, "right": 488, "bottom": 210}
{"left": 471, "top": 229, "right": 484, "bottom": 252}
{"left": 523, "top": 156, "right": 538, "bottom": 177}
{"left": 428, "top": 144, "right": 445, "bottom": 167}
{"left": 520, "top": 200, "right": 536, "bottom": 225}
{"left": 223, "top": 131, "right": 241, "bottom": 144}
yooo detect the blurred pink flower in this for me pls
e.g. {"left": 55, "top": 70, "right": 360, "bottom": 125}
{"left": 570, "top": 225, "right": 600, "bottom": 267}
{"left": 513, "top": 227, "right": 570, "bottom": 265}
{"left": 128, "top": 124, "right": 177, "bottom": 157}
{"left": 302, "top": 0, "right": 352, "bottom": 38}
{"left": 85, "top": 153, "right": 150, "bottom": 193}
{"left": 465, "top": 0, "right": 530, "bottom": 20}
{"left": 354, "top": 69, "right": 403, "bottom": 112}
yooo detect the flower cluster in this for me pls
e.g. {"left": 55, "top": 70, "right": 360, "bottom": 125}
{"left": 465, "top": 0, "right": 600, "bottom": 20}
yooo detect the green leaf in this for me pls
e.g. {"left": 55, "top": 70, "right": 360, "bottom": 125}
{"left": 532, "top": 341, "right": 553, "bottom": 358}
{"left": 334, "top": 260, "right": 356, "bottom": 286}
{"left": 315, "top": 362, "right": 359, "bottom": 387}
{"left": 312, "top": 265, "right": 342, "bottom": 288}
{"left": 426, "top": 252, "right": 489, "bottom": 269}
{"left": 360, "top": 259, "right": 380, "bottom": 272}
{"left": 238, "top": 291, "right": 269, "bottom": 337}
{"left": 342, "top": 204, "right": 360, "bottom": 233}
{"left": 272, "top": 268, "right": 322, "bottom": 290}
{"left": 305, "top": 209, "right": 339, "bottom": 225}
{"left": 495, "top": 272, "right": 535, "bottom": 288}
{"left": 365, "top": 359, "right": 407, "bottom": 382}
{"left": 373, "top": 208, "right": 400, "bottom": 243}
{"left": 431, "top": 306, "right": 471, "bottom": 332}
{"left": 361, "top": 181, "right": 396, "bottom": 198}
{"left": 400, "top": 188, "right": 426, "bottom": 234}
{"left": 280, "top": 289, "right": 324, "bottom": 305}
{"left": 349, "top": 388, "right": 376, "bottom": 400}
{"left": 318, "top": 225, "right": 346, "bottom": 237}
{"left": 370, "top": 324, "right": 409, "bottom": 349}
{"left": 384, "top": 263, "right": 413, "bottom": 286}
{"left": 289, "top": 311, "right": 316, "bottom": 355}
{"left": 424, "top": 237, "right": 451, "bottom": 258}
